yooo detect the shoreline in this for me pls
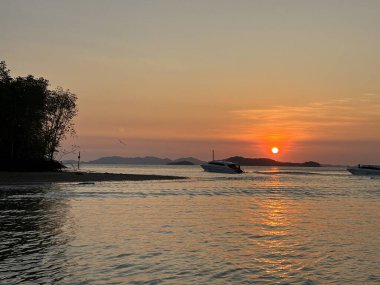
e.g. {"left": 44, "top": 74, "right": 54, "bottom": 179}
{"left": 0, "top": 171, "right": 187, "bottom": 185}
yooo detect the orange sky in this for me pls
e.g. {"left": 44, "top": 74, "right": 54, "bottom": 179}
{"left": 1, "top": 1, "right": 379, "bottom": 164}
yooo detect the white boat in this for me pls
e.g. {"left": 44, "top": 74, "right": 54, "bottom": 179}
{"left": 347, "top": 164, "right": 380, "bottom": 176}
{"left": 201, "top": 160, "right": 243, "bottom": 174}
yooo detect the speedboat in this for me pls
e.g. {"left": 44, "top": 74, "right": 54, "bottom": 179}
{"left": 347, "top": 164, "right": 380, "bottom": 176}
{"left": 201, "top": 160, "right": 243, "bottom": 174}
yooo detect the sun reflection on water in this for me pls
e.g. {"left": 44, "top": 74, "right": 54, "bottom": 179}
{"left": 253, "top": 198, "right": 304, "bottom": 278}
{"left": 239, "top": 173, "right": 310, "bottom": 279}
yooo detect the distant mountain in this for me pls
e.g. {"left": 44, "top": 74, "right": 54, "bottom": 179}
{"left": 86, "top": 156, "right": 205, "bottom": 165}
{"left": 71, "top": 155, "right": 320, "bottom": 166}
{"left": 172, "top": 157, "right": 205, "bottom": 165}
{"left": 167, "top": 160, "right": 194, "bottom": 165}
{"left": 87, "top": 156, "right": 172, "bottom": 165}
{"left": 225, "top": 156, "right": 321, "bottom": 167}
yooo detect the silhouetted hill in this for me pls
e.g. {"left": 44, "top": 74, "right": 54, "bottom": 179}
{"left": 86, "top": 156, "right": 205, "bottom": 165}
{"left": 172, "top": 157, "right": 205, "bottom": 165}
{"left": 87, "top": 156, "right": 172, "bottom": 165}
{"left": 225, "top": 156, "right": 321, "bottom": 167}
{"left": 167, "top": 160, "right": 194, "bottom": 165}
{"left": 81, "top": 156, "right": 320, "bottom": 167}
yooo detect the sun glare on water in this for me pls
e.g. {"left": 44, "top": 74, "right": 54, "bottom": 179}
{"left": 271, "top": 147, "right": 279, "bottom": 154}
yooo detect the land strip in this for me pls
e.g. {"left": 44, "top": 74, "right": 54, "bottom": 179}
{"left": 0, "top": 171, "right": 186, "bottom": 185}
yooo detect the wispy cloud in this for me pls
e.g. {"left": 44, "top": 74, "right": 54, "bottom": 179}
{"left": 230, "top": 94, "right": 380, "bottom": 142}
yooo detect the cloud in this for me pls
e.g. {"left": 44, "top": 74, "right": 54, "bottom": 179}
{"left": 230, "top": 94, "right": 380, "bottom": 141}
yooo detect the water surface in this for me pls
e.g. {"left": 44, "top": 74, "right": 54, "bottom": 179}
{"left": 1, "top": 165, "right": 380, "bottom": 284}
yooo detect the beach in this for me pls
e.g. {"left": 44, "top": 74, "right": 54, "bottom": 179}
{"left": 0, "top": 171, "right": 186, "bottom": 185}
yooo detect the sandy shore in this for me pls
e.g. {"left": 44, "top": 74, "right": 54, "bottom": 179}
{"left": 0, "top": 171, "right": 187, "bottom": 185}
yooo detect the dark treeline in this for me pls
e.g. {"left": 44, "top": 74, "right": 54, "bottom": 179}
{"left": 0, "top": 61, "right": 77, "bottom": 171}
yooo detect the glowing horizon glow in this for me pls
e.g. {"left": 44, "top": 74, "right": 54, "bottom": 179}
{"left": 271, "top": 147, "right": 279, "bottom": 154}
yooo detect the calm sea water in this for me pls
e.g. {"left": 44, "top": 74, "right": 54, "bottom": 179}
{"left": 1, "top": 165, "right": 380, "bottom": 284}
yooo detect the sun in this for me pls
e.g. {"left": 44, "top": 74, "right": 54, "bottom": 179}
{"left": 271, "top": 147, "right": 279, "bottom": 154}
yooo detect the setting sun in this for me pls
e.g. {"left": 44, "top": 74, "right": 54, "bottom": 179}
{"left": 271, "top": 147, "right": 279, "bottom": 154}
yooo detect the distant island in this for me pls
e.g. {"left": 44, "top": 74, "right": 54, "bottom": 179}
{"left": 167, "top": 160, "right": 194, "bottom": 165}
{"left": 224, "top": 156, "right": 321, "bottom": 167}
{"left": 79, "top": 156, "right": 206, "bottom": 165}
{"left": 67, "top": 155, "right": 320, "bottom": 167}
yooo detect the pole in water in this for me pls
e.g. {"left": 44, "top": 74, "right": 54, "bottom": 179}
{"left": 212, "top": 150, "right": 215, "bottom": 161}
{"left": 78, "top": 151, "right": 81, "bottom": 170}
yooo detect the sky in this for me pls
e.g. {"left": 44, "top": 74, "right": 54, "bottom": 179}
{"left": 1, "top": 0, "right": 380, "bottom": 164}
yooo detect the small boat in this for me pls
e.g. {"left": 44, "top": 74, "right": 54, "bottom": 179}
{"left": 201, "top": 160, "right": 243, "bottom": 174}
{"left": 347, "top": 164, "right": 380, "bottom": 176}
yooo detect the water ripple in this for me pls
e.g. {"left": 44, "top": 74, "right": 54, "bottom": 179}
{"left": 1, "top": 166, "right": 380, "bottom": 284}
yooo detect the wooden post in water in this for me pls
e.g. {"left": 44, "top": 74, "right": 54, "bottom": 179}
{"left": 212, "top": 150, "right": 215, "bottom": 161}
{"left": 78, "top": 151, "right": 81, "bottom": 170}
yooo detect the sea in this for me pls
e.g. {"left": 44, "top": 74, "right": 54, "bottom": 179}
{"left": 1, "top": 165, "right": 380, "bottom": 284}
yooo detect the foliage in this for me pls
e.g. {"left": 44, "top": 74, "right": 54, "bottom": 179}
{"left": 43, "top": 87, "right": 78, "bottom": 160}
{"left": 0, "top": 61, "right": 78, "bottom": 168}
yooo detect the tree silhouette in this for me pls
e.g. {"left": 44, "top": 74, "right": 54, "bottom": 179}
{"left": 0, "top": 61, "right": 78, "bottom": 170}
{"left": 43, "top": 87, "right": 78, "bottom": 161}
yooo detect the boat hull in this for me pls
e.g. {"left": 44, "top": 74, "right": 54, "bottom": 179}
{"left": 347, "top": 167, "right": 380, "bottom": 176}
{"left": 201, "top": 164, "right": 242, "bottom": 174}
